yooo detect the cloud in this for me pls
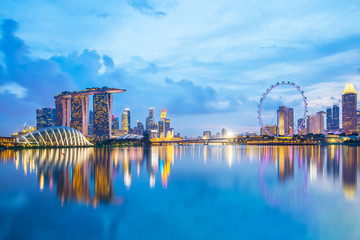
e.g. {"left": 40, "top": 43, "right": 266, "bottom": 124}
{"left": 125, "top": 0, "right": 177, "bottom": 17}
{"left": 0, "top": 83, "right": 27, "bottom": 98}
{"left": 164, "top": 77, "right": 239, "bottom": 114}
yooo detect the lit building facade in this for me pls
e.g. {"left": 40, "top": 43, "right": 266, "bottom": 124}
{"left": 261, "top": 125, "right": 277, "bottom": 136}
{"left": 54, "top": 87, "right": 125, "bottom": 140}
{"left": 93, "top": 93, "right": 113, "bottom": 141}
{"left": 327, "top": 105, "right": 340, "bottom": 131}
{"left": 203, "top": 131, "right": 211, "bottom": 139}
{"left": 146, "top": 107, "right": 155, "bottom": 131}
{"left": 36, "top": 108, "right": 54, "bottom": 129}
{"left": 124, "top": 108, "right": 131, "bottom": 132}
{"left": 307, "top": 111, "right": 325, "bottom": 134}
{"left": 121, "top": 111, "right": 129, "bottom": 134}
{"left": 357, "top": 111, "right": 360, "bottom": 133}
{"left": 70, "top": 95, "right": 89, "bottom": 135}
{"left": 277, "top": 106, "right": 294, "bottom": 136}
{"left": 342, "top": 83, "right": 357, "bottom": 134}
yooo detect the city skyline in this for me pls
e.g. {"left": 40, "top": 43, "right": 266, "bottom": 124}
{"left": 1, "top": 1, "right": 360, "bottom": 137}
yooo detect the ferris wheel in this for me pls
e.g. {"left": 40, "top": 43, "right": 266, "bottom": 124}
{"left": 258, "top": 81, "right": 308, "bottom": 137}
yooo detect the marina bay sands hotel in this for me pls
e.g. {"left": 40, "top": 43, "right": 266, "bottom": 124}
{"left": 54, "top": 87, "right": 126, "bottom": 141}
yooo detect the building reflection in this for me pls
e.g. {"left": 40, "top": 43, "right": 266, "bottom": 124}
{"left": 342, "top": 146, "right": 357, "bottom": 200}
{"left": 0, "top": 145, "right": 360, "bottom": 204}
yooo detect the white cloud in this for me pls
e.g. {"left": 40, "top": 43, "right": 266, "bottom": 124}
{"left": 0, "top": 83, "right": 27, "bottom": 99}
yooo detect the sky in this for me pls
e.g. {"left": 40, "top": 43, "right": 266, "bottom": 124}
{"left": 0, "top": 0, "right": 360, "bottom": 137}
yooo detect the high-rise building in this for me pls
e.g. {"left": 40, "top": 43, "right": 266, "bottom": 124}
{"left": 51, "top": 109, "right": 56, "bottom": 126}
{"left": 124, "top": 108, "right": 131, "bottom": 131}
{"left": 88, "top": 110, "right": 94, "bottom": 136}
{"left": 158, "top": 120, "right": 164, "bottom": 135}
{"left": 55, "top": 97, "right": 71, "bottom": 127}
{"left": 137, "top": 121, "right": 144, "bottom": 135}
{"left": 357, "top": 111, "right": 360, "bottom": 133}
{"left": 121, "top": 111, "right": 129, "bottom": 134}
{"left": 327, "top": 105, "right": 340, "bottom": 131}
{"left": 297, "top": 118, "right": 307, "bottom": 135}
{"left": 70, "top": 95, "right": 89, "bottom": 135}
{"left": 326, "top": 107, "right": 332, "bottom": 130}
{"left": 221, "top": 128, "right": 227, "bottom": 138}
{"left": 307, "top": 111, "right": 325, "bottom": 134}
{"left": 159, "top": 109, "right": 170, "bottom": 135}
{"left": 93, "top": 93, "right": 113, "bottom": 141}
{"left": 203, "top": 131, "right": 211, "bottom": 139}
{"left": 146, "top": 107, "right": 155, "bottom": 131}
{"left": 277, "top": 106, "right": 294, "bottom": 136}
{"left": 342, "top": 84, "right": 357, "bottom": 134}
{"left": 54, "top": 87, "right": 126, "bottom": 140}
{"left": 165, "top": 119, "right": 170, "bottom": 134}
{"left": 333, "top": 105, "right": 340, "bottom": 130}
{"left": 36, "top": 108, "right": 53, "bottom": 129}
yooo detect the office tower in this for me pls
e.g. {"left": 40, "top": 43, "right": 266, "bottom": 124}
{"left": 297, "top": 118, "right": 306, "bottom": 135}
{"left": 333, "top": 105, "right": 340, "bottom": 130}
{"left": 203, "top": 131, "right": 211, "bottom": 139}
{"left": 261, "top": 125, "right": 277, "bottom": 136}
{"left": 137, "top": 121, "right": 144, "bottom": 135}
{"left": 357, "top": 111, "right": 360, "bottom": 133}
{"left": 51, "top": 109, "right": 56, "bottom": 126}
{"left": 277, "top": 106, "right": 286, "bottom": 136}
{"left": 70, "top": 95, "right": 89, "bottom": 135}
{"left": 161, "top": 109, "right": 166, "bottom": 120}
{"left": 277, "top": 106, "right": 294, "bottom": 136}
{"left": 307, "top": 112, "right": 325, "bottom": 134}
{"left": 146, "top": 107, "right": 155, "bottom": 131}
{"left": 159, "top": 109, "right": 169, "bottom": 135}
{"left": 221, "top": 128, "right": 227, "bottom": 138}
{"left": 88, "top": 110, "right": 94, "bottom": 136}
{"left": 124, "top": 108, "right": 131, "bottom": 131}
{"left": 326, "top": 107, "right": 332, "bottom": 130}
{"left": 122, "top": 111, "right": 129, "bottom": 134}
{"left": 55, "top": 97, "right": 71, "bottom": 127}
{"left": 165, "top": 119, "right": 170, "bottom": 133}
{"left": 158, "top": 120, "right": 164, "bottom": 135}
{"left": 342, "top": 84, "right": 357, "bottom": 134}
{"left": 112, "top": 116, "right": 120, "bottom": 131}
{"left": 288, "top": 108, "right": 294, "bottom": 135}
{"left": 36, "top": 108, "right": 53, "bottom": 129}
{"left": 93, "top": 93, "right": 113, "bottom": 141}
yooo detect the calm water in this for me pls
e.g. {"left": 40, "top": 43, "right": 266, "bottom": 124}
{"left": 0, "top": 145, "right": 359, "bottom": 240}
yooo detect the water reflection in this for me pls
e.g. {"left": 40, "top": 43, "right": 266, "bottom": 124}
{"left": 0, "top": 145, "right": 359, "bottom": 207}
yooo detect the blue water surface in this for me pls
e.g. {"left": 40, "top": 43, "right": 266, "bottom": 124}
{"left": 0, "top": 145, "right": 359, "bottom": 240}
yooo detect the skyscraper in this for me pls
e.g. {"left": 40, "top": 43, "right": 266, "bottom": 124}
{"left": 146, "top": 107, "right": 155, "bottom": 131}
{"left": 93, "top": 93, "right": 113, "bottom": 141}
{"left": 357, "top": 111, "right": 360, "bottom": 133}
{"left": 137, "top": 121, "right": 144, "bottom": 135}
{"left": 124, "top": 108, "right": 131, "bottom": 132}
{"left": 55, "top": 97, "right": 71, "bottom": 127}
{"left": 307, "top": 111, "right": 325, "bottom": 134}
{"left": 326, "top": 107, "right": 332, "bottom": 130}
{"left": 121, "top": 111, "right": 129, "bottom": 134}
{"left": 36, "top": 108, "right": 53, "bottom": 129}
{"left": 70, "top": 95, "right": 89, "bottom": 135}
{"left": 333, "top": 105, "right": 340, "bottom": 130}
{"left": 277, "top": 106, "right": 294, "bottom": 136}
{"left": 342, "top": 84, "right": 357, "bottom": 134}
{"left": 88, "top": 110, "right": 94, "bottom": 136}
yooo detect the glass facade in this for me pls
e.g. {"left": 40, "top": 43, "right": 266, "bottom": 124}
{"left": 18, "top": 126, "right": 92, "bottom": 146}
{"left": 93, "top": 93, "right": 112, "bottom": 141}
{"left": 342, "top": 84, "right": 357, "bottom": 134}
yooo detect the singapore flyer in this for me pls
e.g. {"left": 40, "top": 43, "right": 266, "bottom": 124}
{"left": 258, "top": 82, "right": 308, "bottom": 137}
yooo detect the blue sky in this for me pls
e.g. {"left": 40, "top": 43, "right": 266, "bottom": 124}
{"left": 0, "top": 0, "right": 360, "bottom": 137}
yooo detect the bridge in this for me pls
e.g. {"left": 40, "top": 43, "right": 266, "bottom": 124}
{"left": 151, "top": 137, "right": 245, "bottom": 145}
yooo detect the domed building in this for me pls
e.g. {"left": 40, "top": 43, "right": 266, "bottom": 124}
{"left": 18, "top": 126, "right": 92, "bottom": 147}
